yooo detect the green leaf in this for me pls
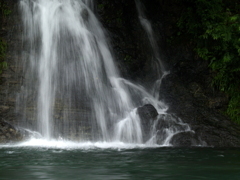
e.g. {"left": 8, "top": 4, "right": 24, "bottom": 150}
{"left": 230, "top": 15, "right": 238, "bottom": 22}
{"left": 223, "top": 53, "right": 231, "bottom": 62}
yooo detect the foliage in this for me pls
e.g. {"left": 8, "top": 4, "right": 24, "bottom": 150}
{"left": 0, "top": 2, "right": 11, "bottom": 16}
{"left": 177, "top": 0, "right": 240, "bottom": 122}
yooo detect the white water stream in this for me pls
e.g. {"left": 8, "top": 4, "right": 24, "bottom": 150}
{"left": 18, "top": 0, "right": 191, "bottom": 146}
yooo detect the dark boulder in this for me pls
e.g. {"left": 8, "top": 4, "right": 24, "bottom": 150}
{"left": 159, "top": 65, "right": 240, "bottom": 147}
{"left": 170, "top": 131, "right": 204, "bottom": 147}
{"left": 154, "top": 114, "right": 198, "bottom": 145}
{"left": 0, "top": 119, "right": 24, "bottom": 143}
{"left": 137, "top": 104, "right": 158, "bottom": 140}
{"left": 137, "top": 104, "right": 158, "bottom": 121}
{"left": 156, "top": 114, "right": 188, "bottom": 131}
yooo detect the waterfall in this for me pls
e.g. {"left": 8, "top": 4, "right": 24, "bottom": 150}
{"left": 135, "top": 0, "right": 165, "bottom": 75}
{"left": 18, "top": 0, "right": 192, "bottom": 145}
{"left": 19, "top": 0, "right": 141, "bottom": 142}
{"left": 135, "top": 0, "right": 169, "bottom": 101}
{"left": 134, "top": 0, "right": 193, "bottom": 145}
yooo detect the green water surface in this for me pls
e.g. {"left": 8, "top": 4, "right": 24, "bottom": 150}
{"left": 0, "top": 146, "right": 240, "bottom": 180}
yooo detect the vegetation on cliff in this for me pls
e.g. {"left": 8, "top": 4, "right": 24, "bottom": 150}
{"left": 176, "top": 0, "right": 240, "bottom": 123}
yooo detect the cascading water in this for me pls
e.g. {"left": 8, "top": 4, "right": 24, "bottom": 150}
{"left": 135, "top": 0, "right": 165, "bottom": 75}
{"left": 19, "top": 0, "right": 141, "bottom": 142}
{"left": 134, "top": 0, "right": 193, "bottom": 145}
{"left": 18, "top": 0, "right": 192, "bottom": 145}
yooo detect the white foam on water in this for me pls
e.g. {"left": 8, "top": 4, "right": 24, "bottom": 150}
{"left": 0, "top": 138, "right": 163, "bottom": 150}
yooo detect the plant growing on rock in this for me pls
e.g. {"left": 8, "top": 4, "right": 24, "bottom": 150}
{"left": 177, "top": 0, "right": 240, "bottom": 123}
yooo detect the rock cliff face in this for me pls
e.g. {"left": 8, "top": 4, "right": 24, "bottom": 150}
{"left": 1, "top": 0, "right": 240, "bottom": 146}
{"left": 0, "top": 0, "right": 24, "bottom": 143}
{"left": 0, "top": 0, "right": 23, "bottom": 126}
{"left": 96, "top": 0, "right": 161, "bottom": 84}
{"left": 96, "top": 0, "right": 240, "bottom": 146}
{"left": 0, "top": 119, "right": 23, "bottom": 143}
{"left": 159, "top": 64, "right": 240, "bottom": 147}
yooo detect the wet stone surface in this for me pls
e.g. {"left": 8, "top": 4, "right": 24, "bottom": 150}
{"left": 0, "top": 119, "right": 23, "bottom": 143}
